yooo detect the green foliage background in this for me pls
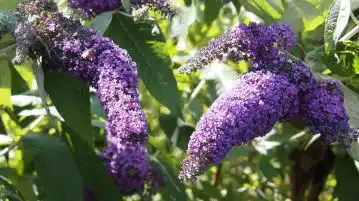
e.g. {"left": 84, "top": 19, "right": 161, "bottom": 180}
{"left": 1, "top": 0, "right": 359, "bottom": 200}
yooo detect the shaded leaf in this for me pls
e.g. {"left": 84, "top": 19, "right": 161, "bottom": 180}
{"left": 21, "top": 133, "right": 83, "bottom": 201}
{"left": 334, "top": 154, "right": 359, "bottom": 201}
{"left": 151, "top": 157, "right": 187, "bottom": 201}
{"left": 64, "top": 129, "right": 122, "bottom": 201}
{"left": 259, "top": 156, "right": 278, "bottom": 180}
{"left": 202, "top": 0, "right": 225, "bottom": 25}
{"left": 177, "top": 124, "right": 194, "bottom": 150}
{"left": 0, "top": 58, "right": 11, "bottom": 107}
{"left": 159, "top": 114, "right": 177, "bottom": 138}
{"left": 44, "top": 70, "right": 92, "bottom": 143}
{"left": 105, "top": 13, "right": 180, "bottom": 114}
{"left": 0, "top": 175, "right": 24, "bottom": 201}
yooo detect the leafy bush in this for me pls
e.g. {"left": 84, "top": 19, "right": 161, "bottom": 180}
{"left": 1, "top": 0, "right": 359, "bottom": 201}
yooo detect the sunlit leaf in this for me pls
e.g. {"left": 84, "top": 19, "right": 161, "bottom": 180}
{"left": 105, "top": 13, "right": 181, "bottom": 114}
{"left": 0, "top": 59, "right": 11, "bottom": 107}
{"left": 324, "top": 0, "right": 350, "bottom": 53}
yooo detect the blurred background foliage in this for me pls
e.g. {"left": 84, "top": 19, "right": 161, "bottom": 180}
{"left": 1, "top": 0, "right": 359, "bottom": 200}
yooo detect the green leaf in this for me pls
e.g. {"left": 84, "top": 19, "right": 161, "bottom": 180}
{"left": 226, "top": 146, "right": 251, "bottom": 160}
{"left": 91, "top": 11, "right": 114, "bottom": 35}
{"left": 159, "top": 114, "right": 177, "bottom": 138}
{"left": 0, "top": 175, "right": 25, "bottom": 201}
{"left": 90, "top": 94, "right": 106, "bottom": 119}
{"left": 342, "top": 83, "right": 359, "bottom": 128}
{"left": 121, "top": 0, "right": 130, "bottom": 13}
{"left": 0, "top": 167, "right": 36, "bottom": 201}
{"left": 259, "top": 157, "right": 278, "bottom": 180}
{"left": 324, "top": 0, "right": 350, "bottom": 53}
{"left": 201, "top": 62, "right": 238, "bottom": 95}
{"left": 64, "top": 129, "right": 122, "bottom": 201}
{"left": 326, "top": 41, "right": 358, "bottom": 76}
{"left": 10, "top": 59, "right": 29, "bottom": 94}
{"left": 0, "top": 1, "right": 21, "bottom": 10}
{"left": 0, "top": 10, "right": 17, "bottom": 34}
{"left": 44, "top": 70, "right": 92, "bottom": 143}
{"left": 0, "top": 58, "right": 11, "bottom": 107}
{"left": 308, "top": 42, "right": 359, "bottom": 76}
{"left": 21, "top": 133, "right": 83, "bottom": 201}
{"left": 177, "top": 124, "right": 194, "bottom": 151}
{"left": 202, "top": 0, "right": 224, "bottom": 25}
{"left": 336, "top": 41, "right": 359, "bottom": 73}
{"left": 238, "top": 0, "right": 281, "bottom": 22}
{"left": 334, "top": 154, "right": 359, "bottom": 201}
{"left": 150, "top": 157, "right": 187, "bottom": 201}
{"left": 104, "top": 13, "right": 181, "bottom": 114}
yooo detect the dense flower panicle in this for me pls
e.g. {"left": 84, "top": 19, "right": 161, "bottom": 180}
{"left": 102, "top": 142, "right": 149, "bottom": 194}
{"left": 16, "top": 0, "right": 150, "bottom": 196}
{"left": 98, "top": 66, "right": 149, "bottom": 144}
{"left": 16, "top": 0, "right": 149, "bottom": 144}
{"left": 68, "top": 0, "right": 121, "bottom": 15}
{"left": 301, "top": 80, "right": 357, "bottom": 145}
{"left": 179, "top": 70, "right": 299, "bottom": 181}
{"left": 13, "top": 22, "right": 36, "bottom": 64}
{"left": 179, "top": 22, "right": 296, "bottom": 73}
{"left": 253, "top": 59, "right": 316, "bottom": 93}
{"left": 269, "top": 23, "right": 296, "bottom": 52}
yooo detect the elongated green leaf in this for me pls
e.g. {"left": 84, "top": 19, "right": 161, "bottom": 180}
{"left": 44, "top": 70, "right": 92, "bottom": 143}
{"left": 0, "top": 58, "right": 11, "bottom": 107}
{"left": 64, "top": 127, "right": 122, "bottom": 201}
{"left": 91, "top": 11, "right": 114, "bottom": 35}
{"left": 202, "top": 0, "right": 224, "bottom": 25}
{"left": 121, "top": 0, "right": 130, "bottom": 12}
{"left": 334, "top": 154, "right": 359, "bottom": 201}
{"left": 324, "top": 0, "right": 350, "bottom": 53}
{"left": 21, "top": 133, "right": 83, "bottom": 201}
{"left": 104, "top": 13, "right": 180, "bottom": 114}
{"left": 151, "top": 157, "right": 187, "bottom": 201}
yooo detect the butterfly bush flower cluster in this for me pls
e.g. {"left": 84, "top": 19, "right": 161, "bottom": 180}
{"left": 179, "top": 22, "right": 296, "bottom": 73}
{"left": 68, "top": 0, "right": 176, "bottom": 17}
{"left": 179, "top": 22, "right": 358, "bottom": 181}
{"left": 180, "top": 70, "right": 299, "bottom": 181}
{"left": 15, "top": 0, "right": 149, "bottom": 195}
{"left": 301, "top": 80, "right": 358, "bottom": 146}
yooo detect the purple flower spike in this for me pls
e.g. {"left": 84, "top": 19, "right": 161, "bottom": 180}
{"left": 179, "top": 22, "right": 296, "bottom": 73}
{"left": 68, "top": 0, "right": 176, "bottom": 17}
{"left": 97, "top": 58, "right": 148, "bottom": 145}
{"left": 252, "top": 60, "right": 316, "bottom": 93}
{"left": 301, "top": 80, "right": 358, "bottom": 145}
{"left": 16, "top": 0, "right": 150, "bottom": 195}
{"left": 68, "top": 0, "right": 121, "bottom": 15}
{"left": 102, "top": 142, "right": 149, "bottom": 194}
{"left": 179, "top": 70, "right": 299, "bottom": 181}
{"left": 269, "top": 23, "right": 296, "bottom": 52}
